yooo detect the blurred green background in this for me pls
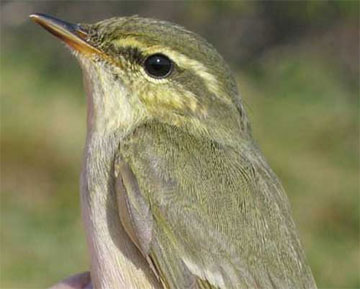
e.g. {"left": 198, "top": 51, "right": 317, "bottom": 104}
{"left": 1, "top": 1, "right": 359, "bottom": 288}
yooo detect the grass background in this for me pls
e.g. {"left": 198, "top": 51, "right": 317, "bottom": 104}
{"left": 1, "top": 1, "right": 359, "bottom": 288}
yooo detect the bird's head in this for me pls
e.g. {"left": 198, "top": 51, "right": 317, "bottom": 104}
{"left": 31, "top": 14, "right": 250, "bottom": 145}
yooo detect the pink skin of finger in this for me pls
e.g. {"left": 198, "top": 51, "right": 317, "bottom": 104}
{"left": 48, "top": 272, "right": 92, "bottom": 289}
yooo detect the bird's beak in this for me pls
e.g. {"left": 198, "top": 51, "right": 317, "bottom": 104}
{"left": 29, "top": 13, "right": 101, "bottom": 56}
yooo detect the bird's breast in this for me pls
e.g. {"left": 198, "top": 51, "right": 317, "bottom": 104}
{"left": 79, "top": 134, "right": 161, "bottom": 289}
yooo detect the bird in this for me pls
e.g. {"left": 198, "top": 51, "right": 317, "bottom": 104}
{"left": 30, "top": 13, "right": 317, "bottom": 289}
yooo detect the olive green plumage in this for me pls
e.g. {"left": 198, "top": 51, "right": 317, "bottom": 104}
{"left": 117, "top": 121, "right": 315, "bottom": 289}
{"left": 32, "top": 14, "right": 317, "bottom": 289}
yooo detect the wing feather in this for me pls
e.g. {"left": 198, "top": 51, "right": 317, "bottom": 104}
{"left": 115, "top": 122, "right": 316, "bottom": 289}
{"left": 115, "top": 155, "right": 203, "bottom": 289}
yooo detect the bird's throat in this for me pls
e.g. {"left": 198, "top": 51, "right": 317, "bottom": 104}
{"left": 79, "top": 55, "right": 146, "bottom": 137}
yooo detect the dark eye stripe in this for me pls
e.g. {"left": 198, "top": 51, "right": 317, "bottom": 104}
{"left": 121, "top": 47, "right": 143, "bottom": 64}
{"left": 108, "top": 44, "right": 144, "bottom": 64}
{"left": 107, "top": 45, "right": 175, "bottom": 79}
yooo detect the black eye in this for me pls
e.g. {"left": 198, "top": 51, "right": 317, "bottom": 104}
{"left": 144, "top": 54, "right": 173, "bottom": 78}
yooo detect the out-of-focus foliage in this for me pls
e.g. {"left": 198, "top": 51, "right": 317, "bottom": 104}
{"left": 1, "top": 1, "right": 358, "bottom": 288}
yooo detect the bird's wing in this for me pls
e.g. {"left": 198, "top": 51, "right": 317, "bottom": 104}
{"left": 115, "top": 156, "right": 201, "bottom": 289}
{"left": 114, "top": 122, "right": 316, "bottom": 289}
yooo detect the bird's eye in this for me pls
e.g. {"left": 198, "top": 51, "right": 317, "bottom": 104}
{"left": 144, "top": 54, "right": 173, "bottom": 78}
